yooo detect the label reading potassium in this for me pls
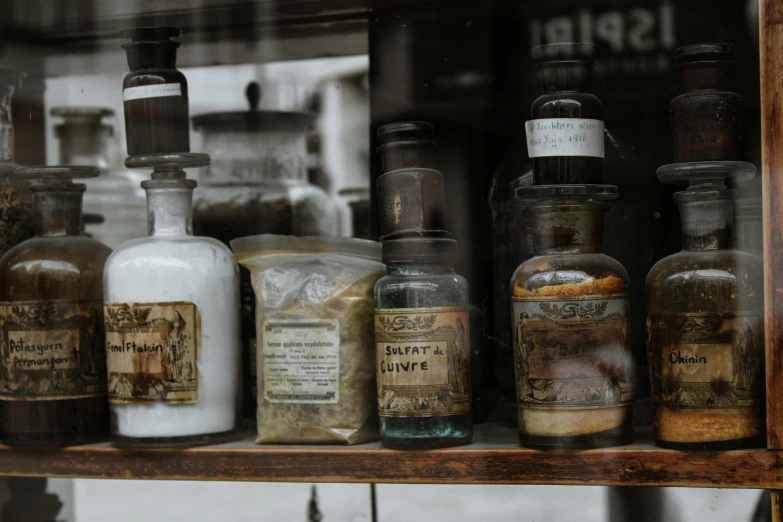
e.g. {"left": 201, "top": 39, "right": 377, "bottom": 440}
{"left": 375, "top": 307, "right": 471, "bottom": 418}
{"left": 525, "top": 118, "right": 605, "bottom": 158}
{"left": 647, "top": 313, "right": 762, "bottom": 409}
{"left": 104, "top": 302, "right": 200, "bottom": 405}
{"left": 511, "top": 296, "right": 632, "bottom": 408}
{"left": 262, "top": 319, "right": 340, "bottom": 404}
{"left": 0, "top": 301, "right": 107, "bottom": 400}
{"left": 123, "top": 83, "right": 182, "bottom": 102}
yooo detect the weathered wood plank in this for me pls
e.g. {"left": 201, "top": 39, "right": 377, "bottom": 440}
{"left": 762, "top": 0, "right": 783, "bottom": 451}
{"left": 0, "top": 426, "right": 778, "bottom": 488}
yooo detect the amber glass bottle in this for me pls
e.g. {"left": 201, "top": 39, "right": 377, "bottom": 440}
{"left": 647, "top": 162, "right": 764, "bottom": 449}
{"left": 120, "top": 26, "right": 190, "bottom": 156}
{"left": 528, "top": 43, "right": 603, "bottom": 185}
{"left": 510, "top": 185, "right": 633, "bottom": 449}
{"left": 0, "top": 166, "right": 111, "bottom": 446}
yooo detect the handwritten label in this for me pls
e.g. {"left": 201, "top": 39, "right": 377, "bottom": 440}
{"left": 261, "top": 319, "right": 340, "bottom": 404}
{"left": 375, "top": 307, "right": 471, "bottom": 418}
{"left": 104, "top": 302, "right": 200, "bottom": 405}
{"left": 525, "top": 118, "right": 605, "bottom": 158}
{"left": 123, "top": 83, "right": 182, "bottom": 102}
{"left": 0, "top": 301, "right": 106, "bottom": 400}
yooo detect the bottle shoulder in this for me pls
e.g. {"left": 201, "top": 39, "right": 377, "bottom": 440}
{"left": 123, "top": 70, "right": 187, "bottom": 88}
{"left": 106, "top": 236, "right": 237, "bottom": 275}
{"left": 511, "top": 253, "right": 630, "bottom": 298}
{"left": 0, "top": 236, "right": 111, "bottom": 268}
{"left": 531, "top": 93, "right": 603, "bottom": 118}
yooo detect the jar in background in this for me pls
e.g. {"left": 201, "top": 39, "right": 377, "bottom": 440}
{"left": 52, "top": 107, "right": 146, "bottom": 248}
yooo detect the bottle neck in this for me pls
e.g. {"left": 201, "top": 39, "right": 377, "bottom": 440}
{"left": 386, "top": 261, "right": 454, "bottom": 276}
{"left": 125, "top": 43, "right": 178, "bottom": 71}
{"left": 146, "top": 186, "right": 193, "bottom": 237}
{"left": 528, "top": 202, "right": 605, "bottom": 255}
{"left": 537, "top": 61, "right": 591, "bottom": 94}
{"left": 35, "top": 190, "right": 83, "bottom": 237}
{"left": 678, "top": 197, "right": 734, "bottom": 251}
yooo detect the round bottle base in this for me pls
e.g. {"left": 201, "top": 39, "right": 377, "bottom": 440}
{"left": 519, "top": 425, "right": 633, "bottom": 450}
{"left": 654, "top": 435, "right": 765, "bottom": 450}
{"left": 381, "top": 434, "right": 473, "bottom": 450}
{"left": 112, "top": 429, "right": 241, "bottom": 449}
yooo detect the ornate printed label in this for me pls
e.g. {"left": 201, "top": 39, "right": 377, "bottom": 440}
{"left": 511, "top": 296, "right": 632, "bottom": 408}
{"left": 375, "top": 307, "right": 471, "bottom": 418}
{"left": 525, "top": 118, "right": 605, "bottom": 158}
{"left": 123, "top": 83, "right": 182, "bottom": 102}
{"left": 647, "top": 313, "right": 762, "bottom": 409}
{"left": 104, "top": 302, "right": 200, "bottom": 405}
{"left": 262, "top": 319, "right": 340, "bottom": 404}
{"left": 0, "top": 301, "right": 106, "bottom": 400}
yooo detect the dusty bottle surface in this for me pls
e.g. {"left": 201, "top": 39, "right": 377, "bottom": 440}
{"left": 670, "top": 43, "right": 743, "bottom": 163}
{"left": 646, "top": 165, "right": 764, "bottom": 449}
{"left": 375, "top": 238, "right": 473, "bottom": 449}
{"left": 0, "top": 166, "right": 111, "bottom": 446}
{"left": 528, "top": 43, "right": 604, "bottom": 185}
{"left": 510, "top": 185, "right": 633, "bottom": 449}
{"left": 121, "top": 26, "right": 190, "bottom": 156}
{"left": 0, "top": 67, "right": 33, "bottom": 257}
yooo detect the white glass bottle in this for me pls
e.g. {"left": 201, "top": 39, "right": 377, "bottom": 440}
{"left": 52, "top": 107, "right": 146, "bottom": 248}
{"left": 103, "top": 153, "right": 241, "bottom": 448}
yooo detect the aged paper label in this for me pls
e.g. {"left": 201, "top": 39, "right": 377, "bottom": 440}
{"left": 104, "top": 302, "right": 200, "bottom": 405}
{"left": 261, "top": 319, "right": 340, "bottom": 404}
{"left": 0, "top": 301, "right": 106, "bottom": 400}
{"left": 375, "top": 307, "right": 471, "bottom": 418}
{"left": 648, "top": 313, "right": 763, "bottom": 409}
{"left": 525, "top": 118, "right": 605, "bottom": 158}
{"left": 123, "top": 83, "right": 182, "bottom": 101}
{"left": 511, "top": 296, "right": 632, "bottom": 409}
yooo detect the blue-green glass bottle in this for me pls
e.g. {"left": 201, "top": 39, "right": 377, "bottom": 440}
{"left": 374, "top": 238, "right": 473, "bottom": 449}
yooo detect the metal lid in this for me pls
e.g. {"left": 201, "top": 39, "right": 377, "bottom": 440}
{"left": 192, "top": 81, "right": 316, "bottom": 133}
{"left": 231, "top": 234, "right": 382, "bottom": 262}
{"left": 532, "top": 42, "right": 597, "bottom": 64}
{"left": 516, "top": 184, "right": 618, "bottom": 201}
{"left": 119, "top": 26, "right": 181, "bottom": 41}
{"left": 675, "top": 43, "right": 737, "bottom": 64}
{"left": 377, "top": 121, "right": 434, "bottom": 145}
{"left": 382, "top": 237, "right": 457, "bottom": 264}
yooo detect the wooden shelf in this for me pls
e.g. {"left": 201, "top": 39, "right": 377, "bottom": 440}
{"left": 0, "top": 425, "right": 779, "bottom": 488}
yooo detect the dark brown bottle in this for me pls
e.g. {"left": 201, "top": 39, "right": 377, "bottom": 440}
{"left": 0, "top": 166, "right": 111, "bottom": 446}
{"left": 671, "top": 44, "right": 743, "bottom": 163}
{"left": 121, "top": 26, "right": 190, "bottom": 156}
{"left": 529, "top": 43, "right": 603, "bottom": 185}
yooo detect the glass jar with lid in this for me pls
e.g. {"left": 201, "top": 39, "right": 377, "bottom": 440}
{"left": 51, "top": 107, "right": 147, "bottom": 248}
{"left": 192, "top": 81, "right": 338, "bottom": 419}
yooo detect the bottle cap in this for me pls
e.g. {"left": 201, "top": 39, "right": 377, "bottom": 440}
{"left": 675, "top": 43, "right": 737, "bottom": 65}
{"left": 119, "top": 26, "right": 181, "bottom": 41}
{"left": 656, "top": 161, "right": 755, "bottom": 187}
{"left": 532, "top": 42, "right": 597, "bottom": 64}
{"left": 125, "top": 152, "right": 210, "bottom": 171}
{"left": 674, "top": 43, "right": 738, "bottom": 92}
{"left": 17, "top": 165, "right": 99, "bottom": 193}
{"left": 381, "top": 237, "right": 457, "bottom": 264}
{"left": 376, "top": 121, "right": 437, "bottom": 172}
{"left": 376, "top": 167, "right": 449, "bottom": 240}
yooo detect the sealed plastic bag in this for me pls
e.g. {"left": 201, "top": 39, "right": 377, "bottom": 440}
{"left": 232, "top": 235, "right": 384, "bottom": 444}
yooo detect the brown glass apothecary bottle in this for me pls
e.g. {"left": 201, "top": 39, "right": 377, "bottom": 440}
{"left": 671, "top": 44, "right": 743, "bottom": 163}
{"left": 528, "top": 43, "right": 604, "bottom": 185}
{"left": 647, "top": 162, "right": 764, "bottom": 449}
{"left": 120, "top": 26, "right": 190, "bottom": 156}
{"left": 510, "top": 185, "right": 633, "bottom": 449}
{"left": 0, "top": 166, "right": 111, "bottom": 446}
